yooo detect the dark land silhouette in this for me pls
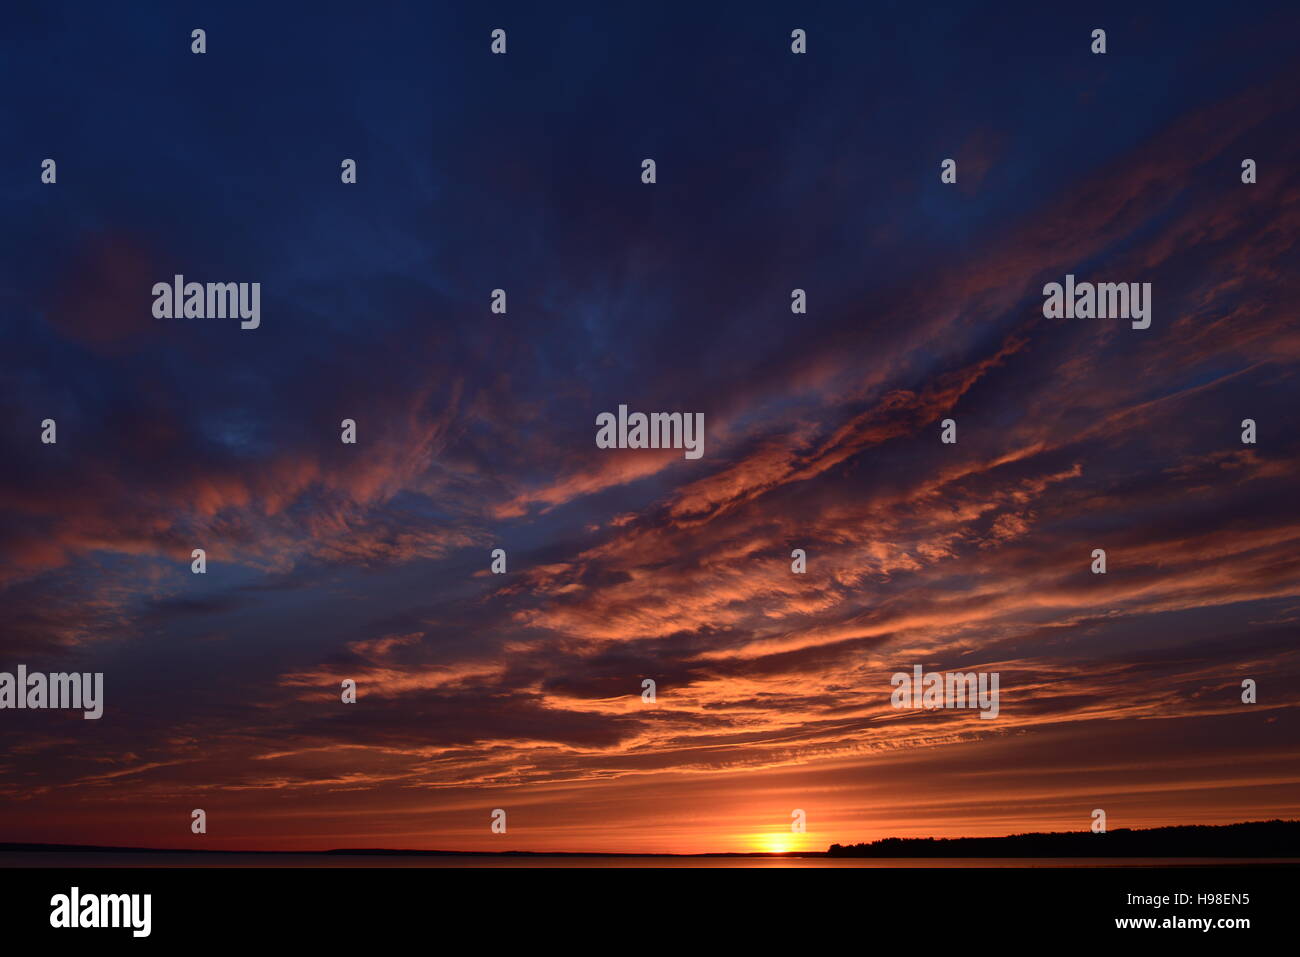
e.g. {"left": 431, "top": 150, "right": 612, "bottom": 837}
{"left": 2, "top": 820, "right": 1297, "bottom": 860}
{"left": 828, "top": 820, "right": 1300, "bottom": 857}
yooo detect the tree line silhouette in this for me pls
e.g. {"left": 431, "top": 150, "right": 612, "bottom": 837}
{"left": 827, "top": 820, "right": 1300, "bottom": 857}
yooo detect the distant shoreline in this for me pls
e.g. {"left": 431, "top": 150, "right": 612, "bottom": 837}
{"left": 828, "top": 819, "right": 1300, "bottom": 858}
{"left": 4, "top": 819, "right": 1297, "bottom": 859}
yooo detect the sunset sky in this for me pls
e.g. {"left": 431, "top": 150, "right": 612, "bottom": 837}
{"left": 2, "top": 2, "right": 1299, "bottom": 855}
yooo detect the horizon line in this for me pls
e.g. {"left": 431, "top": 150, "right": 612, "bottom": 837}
{"left": 6, "top": 819, "right": 1295, "bottom": 858}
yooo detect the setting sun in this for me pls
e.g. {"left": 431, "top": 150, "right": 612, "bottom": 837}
{"left": 757, "top": 834, "right": 796, "bottom": 854}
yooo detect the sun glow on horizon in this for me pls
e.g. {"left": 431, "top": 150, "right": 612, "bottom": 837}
{"left": 755, "top": 833, "right": 799, "bottom": 854}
